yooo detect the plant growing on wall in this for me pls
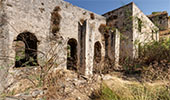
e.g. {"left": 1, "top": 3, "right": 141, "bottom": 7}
{"left": 51, "top": 6, "right": 61, "bottom": 37}
{"left": 137, "top": 18, "right": 143, "bottom": 32}
{"left": 152, "top": 12, "right": 161, "bottom": 15}
{"left": 98, "top": 24, "right": 116, "bottom": 35}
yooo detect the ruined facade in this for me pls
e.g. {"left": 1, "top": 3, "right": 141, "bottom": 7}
{"left": 0, "top": 0, "right": 159, "bottom": 92}
{"left": 148, "top": 11, "right": 170, "bottom": 38}
{"left": 148, "top": 11, "right": 170, "bottom": 31}
{"left": 103, "top": 2, "right": 159, "bottom": 59}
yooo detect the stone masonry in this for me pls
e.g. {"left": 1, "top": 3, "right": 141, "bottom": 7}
{"left": 103, "top": 2, "right": 159, "bottom": 59}
{"left": 0, "top": 0, "right": 160, "bottom": 93}
{"left": 148, "top": 11, "right": 170, "bottom": 30}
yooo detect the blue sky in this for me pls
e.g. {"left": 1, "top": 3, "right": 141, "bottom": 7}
{"left": 64, "top": 0, "right": 170, "bottom": 15}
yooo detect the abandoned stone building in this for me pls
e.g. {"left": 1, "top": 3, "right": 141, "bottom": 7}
{"left": 0, "top": 0, "right": 160, "bottom": 92}
{"left": 148, "top": 11, "right": 170, "bottom": 38}
{"left": 148, "top": 11, "right": 170, "bottom": 31}
{"left": 103, "top": 2, "right": 159, "bottom": 60}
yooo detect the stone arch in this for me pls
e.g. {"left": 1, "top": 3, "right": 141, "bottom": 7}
{"left": 14, "top": 32, "right": 39, "bottom": 67}
{"left": 67, "top": 38, "right": 78, "bottom": 71}
{"left": 94, "top": 41, "right": 102, "bottom": 63}
{"left": 93, "top": 41, "right": 102, "bottom": 74}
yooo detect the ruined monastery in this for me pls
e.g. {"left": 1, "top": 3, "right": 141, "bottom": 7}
{"left": 1, "top": 0, "right": 170, "bottom": 93}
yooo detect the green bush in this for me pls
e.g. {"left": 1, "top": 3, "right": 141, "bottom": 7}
{"left": 91, "top": 83, "right": 121, "bottom": 100}
{"left": 121, "top": 38, "right": 170, "bottom": 81}
{"left": 100, "top": 84, "right": 120, "bottom": 100}
{"left": 139, "top": 38, "right": 170, "bottom": 64}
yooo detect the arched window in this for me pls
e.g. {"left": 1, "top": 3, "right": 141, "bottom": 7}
{"left": 15, "top": 32, "right": 38, "bottom": 67}
{"left": 67, "top": 38, "right": 78, "bottom": 71}
{"left": 94, "top": 41, "right": 102, "bottom": 63}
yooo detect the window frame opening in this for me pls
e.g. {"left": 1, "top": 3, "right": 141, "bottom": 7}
{"left": 14, "top": 32, "right": 39, "bottom": 67}
{"left": 67, "top": 38, "right": 78, "bottom": 71}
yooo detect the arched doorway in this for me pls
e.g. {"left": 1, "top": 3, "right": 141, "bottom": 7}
{"left": 67, "top": 38, "right": 78, "bottom": 71}
{"left": 94, "top": 41, "right": 102, "bottom": 63}
{"left": 93, "top": 41, "right": 102, "bottom": 73}
{"left": 15, "top": 32, "right": 38, "bottom": 67}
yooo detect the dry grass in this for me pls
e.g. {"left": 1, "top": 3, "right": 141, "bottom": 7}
{"left": 43, "top": 70, "right": 67, "bottom": 99}
{"left": 91, "top": 75, "right": 170, "bottom": 100}
{"left": 120, "top": 38, "right": 170, "bottom": 82}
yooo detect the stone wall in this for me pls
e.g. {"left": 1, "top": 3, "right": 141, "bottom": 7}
{"left": 132, "top": 3, "right": 159, "bottom": 58}
{"left": 58, "top": 1, "right": 106, "bottom": 75}
{"left": 103, "top": 3, "right": 133, "bottom": 60}
{"left": 107, "top": 29, "right": 120, "bottom": 66}
{"left": 0, "top": 0, "right": 106, "bottom": 93}
{"left": 148, "top": 11, "right": 169, "bottom": 30}
{"left": 0, "top": 0, "right": 9, "bottom": 93}
{"left": 103, "top": 2, "right": 159, "bottom": 59}
{"left": 0, "top": 0, "right": 160, "bottom": 93}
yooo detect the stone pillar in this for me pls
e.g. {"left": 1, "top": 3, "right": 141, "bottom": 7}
{"left": 108, "top": 29, "right": 120, "bottom": 66}
{"left": 78, "top": 21, "right": 87, "bottom": 75}
{"left": 85, "top": 20, "right": 94, "bottom": 76}
{"left": 0, "top": 2, "right": 10, "bottom": 93}
{"left": 114, "top": 29, "right": 120, "bottom": 66}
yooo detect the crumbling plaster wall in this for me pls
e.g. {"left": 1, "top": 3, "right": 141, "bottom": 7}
{"left": 0, "top": 0, "right": 106, "bottom": 93}
{"left": 0, "top": 0, "right": 62, "bottom": 93}
{"left": 103, "top": 3, "right": 133, "bottom": 60}
{"left": 59, "top": 2, "right": 106, "bottom": 76}
{"left": 4, "top": 0, "right": 57, "bottom": 67}
{"left": 132, "top": 3, "right": 159, "bottom": 58}
{"left": 0, "top": 0, "right": 10, "bottom": 93}
{"left": 103, "top": 2, "right": 159, "bottom": 59}
{"left": 0, "top": 0, "right": 106, "bottom": 90}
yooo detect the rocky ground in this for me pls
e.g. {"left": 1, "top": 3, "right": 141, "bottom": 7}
{"left": 0, "top": 67, "right": 169, "bottom": 100}
{"left": 0, "top": 68, "right": 102, "bottom": 100}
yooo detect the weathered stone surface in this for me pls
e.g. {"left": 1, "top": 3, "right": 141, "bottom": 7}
{"left": 103, "top": 2, "right": 159, "bottom": 59}
{"left": 0, "top": 0, "right": 106, "bottom": 92}
{"left": 0, "top": 0, "right": 162, "bottom": 94}
{"left": 148, "top": 11, "right": 170, "bottom": 30}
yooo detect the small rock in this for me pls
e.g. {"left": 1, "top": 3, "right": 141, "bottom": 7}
{"left": 76, "top": 97, "right": 81, "bottom": 100}
{"left": 31, "top": 90, "right": 40, "bottom": 98}
{"left": 4, "top": 96, "right": 19, "bottom": 100}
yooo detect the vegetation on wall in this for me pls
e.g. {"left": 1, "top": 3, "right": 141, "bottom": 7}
{"left": 51, "top": 6, "right": 61, "bottom": 36}
{"left": 98, "top": 24, "right": 116, "bottom": 36}
{"left": 152, "top": 12, "right": 161, "bottom": 15}
{"left": 137, "top": 18, "right": 143, "bottom": 32}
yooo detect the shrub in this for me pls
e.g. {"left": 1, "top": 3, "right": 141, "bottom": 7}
{"left": 121, "top": 38, "right": 170, "bottom": 81}
{"left": 91, "top": 83, "right": 121, "bottom": 100}
{"left": 152, "top": 12, "right": 161, "bottom": 15}
{"left": 139, "top": 39, "right": 170, "bottom": 64}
